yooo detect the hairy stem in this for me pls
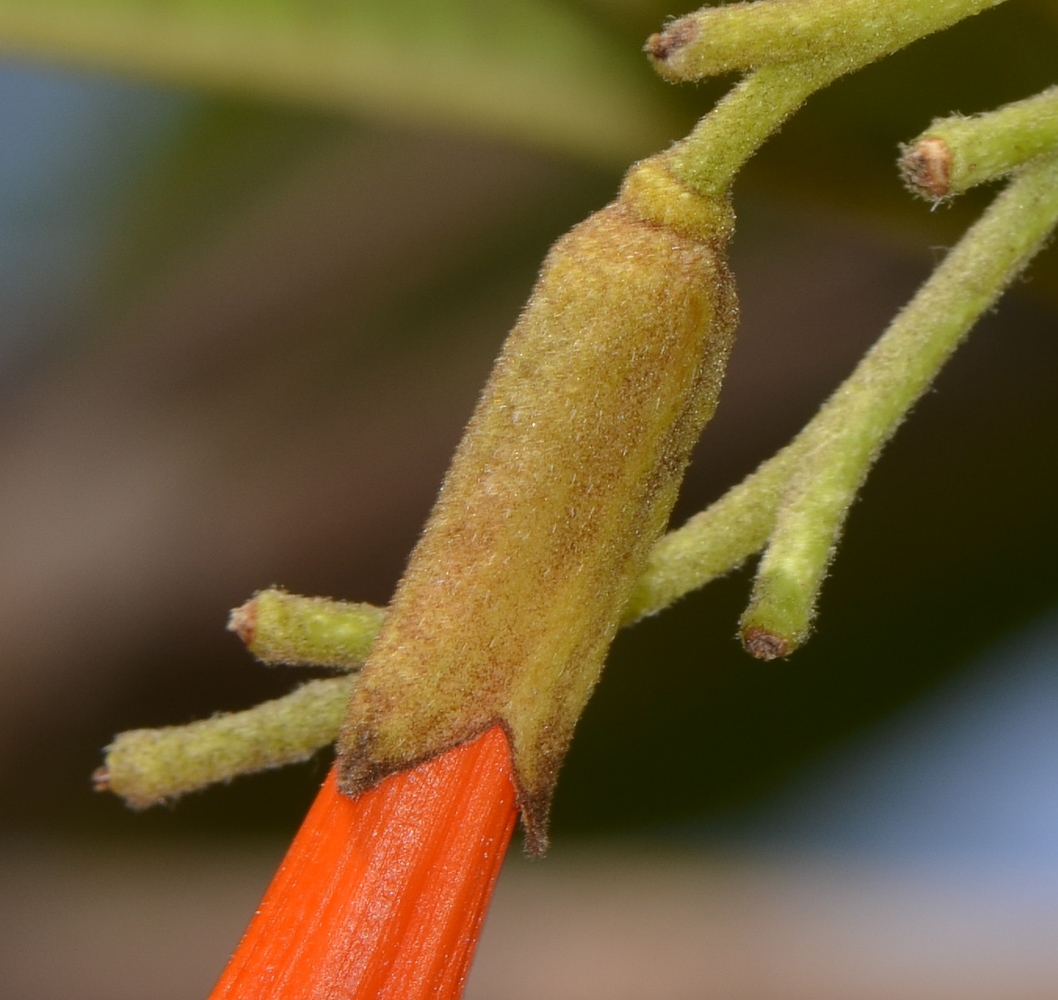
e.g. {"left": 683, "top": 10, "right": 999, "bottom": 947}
{"left": 741, "top": 150, "right": 1058, "bottom": 656}
{"left": 97, "top": 676, "right": 354, "bottom": 807}
{"left": 230, "top": 589, "right": 385, "bottom": 670}
{"left": 649, "top": 0, "right": 1008, "bottom": 197}
{"left": 902, "top": 84, "right": 1058, "bottom": 198}
{"left": 622, "top": 444, "right": 798, "bottom": 623}
{"left": 666, "top": 60, "right": 843, "bottom": 199}
{"left": 647, "top": 0, "right": 1007, "bottom": 80}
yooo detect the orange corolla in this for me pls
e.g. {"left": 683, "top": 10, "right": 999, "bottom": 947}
{"left": 209, "top": 727, "right": 517, "bottom": 1000}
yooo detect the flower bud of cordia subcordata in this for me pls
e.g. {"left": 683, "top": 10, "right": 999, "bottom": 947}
{"left": 337, "top": 154, "right": 739, "bottom": 854}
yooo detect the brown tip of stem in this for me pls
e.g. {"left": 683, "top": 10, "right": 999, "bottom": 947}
{"left": 228, "top": 597, "right": 258, "bottom": 647}
{"left": 645, "top": 17, "right": 699, "bottom": 65}
{"left": 900, "top": 137, "right": 952, "bottom": 199}
{"left": 92, "top": 766, "right": 111, "bottom": 793}
{"left": 741, "top": 626, "right": 792, "bottom": 661}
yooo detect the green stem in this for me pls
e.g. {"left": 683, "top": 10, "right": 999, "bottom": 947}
{"left": 96, "top": 438, "right": 797, "bottom": 809}
{"left": 231, "top": 588, "right": 385, "bottom": 670}
{"left": 621, "top": 444, "right": 798, "bottom": 623}
{"left": 902, "top": 85, "right": 1058, "bottom": 198}
{"left": 647, "top": 0, "right": 1006, "bottom": 80}
{"left": 740, "top": 150, "right": 1058, "bottom": 657}
{"left": 96, "top": 676, "right": 354, "bottom": 808}
{"left": 651, "top": 0, "right": 1008, "bottom": 199}
{"left": 666, "top": 60, "right": 842, "bottom": 198}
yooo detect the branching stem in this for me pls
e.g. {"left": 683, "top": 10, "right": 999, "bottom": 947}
{"left": 96, "top": 0, "right": 1054, "bottom": 805}
{"left": 622, "top": 444, "right": 798, "bottom": 623}
{"left": 741, "top": 150, "right": 1058, "bottom": 655}
{"left": 650, "top": 0, "right": 1008, "bottom": 198}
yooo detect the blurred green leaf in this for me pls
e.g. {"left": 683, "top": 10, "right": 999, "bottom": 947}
{"left": 0, "top": 0, "right": 685, "bottom": 163}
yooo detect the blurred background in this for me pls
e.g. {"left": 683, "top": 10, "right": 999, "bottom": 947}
{"left": 0, "top": 1, "right": 1056, "bottom": 997}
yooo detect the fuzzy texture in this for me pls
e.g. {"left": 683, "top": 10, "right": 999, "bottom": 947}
{"left": 645, "top": 0, "right": 1004, "bottom": 82}
{"left": 338, "top": 156, "right": 738, "bottom": 854}
{"left": 901, "top": 85, "right": 1058, "bottom": 199}
{"left": 99, "top": 676, "right": 353, "bottom": 807}
{"left": 231, "top": 588, "right": 385, "bottom": 670}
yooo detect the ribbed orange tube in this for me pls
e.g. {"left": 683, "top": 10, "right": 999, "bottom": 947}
{"left": 208, "top": 727, "right": 517, "bottom": 999}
